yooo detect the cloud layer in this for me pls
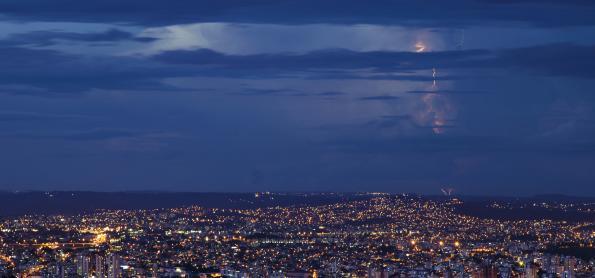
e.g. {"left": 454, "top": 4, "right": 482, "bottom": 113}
{"left": 0, "top": 1, "right": 594, "bottom": 195}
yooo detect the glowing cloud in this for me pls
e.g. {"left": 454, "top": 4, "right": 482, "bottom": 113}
{"left": 415, "top": 41, "right": 426, "bottom": 53}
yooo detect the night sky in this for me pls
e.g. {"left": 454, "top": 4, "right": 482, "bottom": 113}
{"left": 1, "top": 0, "right": 595, "bottom": 195}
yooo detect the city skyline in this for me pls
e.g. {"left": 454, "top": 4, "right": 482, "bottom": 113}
{"left": 2, "top": 3, "right": 595, "bottom": 277}
{"left": 0, "top": 193, "right": 593, "bottom": 277}
{"left": 1, "top": 1, "right": 595, "bottom": 194}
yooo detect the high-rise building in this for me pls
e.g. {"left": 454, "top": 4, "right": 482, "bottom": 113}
{"left": 562, "top": 270, "right": 575, "bottom": 278}
{"left": 367, "top": 268, "right": 379, "bottom": 278}
{"left": 107, "top": 253, "right": 121, "bottom": 278}
{"left": 95, "top": 254, "right": 105, "bottom": 278}
{"left": 524, "top": 264, "right": 538, "bottom": 278}
{"left": 56, "top": 263, "right": 66, "bottom": 278}
{"left": 472, "top": 265, "right": 497, "bottom": 278}
{"left": 563, "top": 256, "right": 576, "bottom": 278}
{"left": 151, "top": 263, "right": 158, "bottom": 278}
{"left": 76, "top": 254, "right": 90, "bottom": 277}
{"left": 444, "top": 268, "right": 453, "bottom": 278}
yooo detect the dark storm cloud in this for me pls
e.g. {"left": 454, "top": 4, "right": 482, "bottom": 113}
{"left": 1, "top": 42, "right": 593, "bottom": 98}
{"left": 407, "top": 90, "right": 491, "bottom": 95}
{"left": 357, "top": 95, "right": 400, "bottom": 101}
{"left": 155, "top": 44, "right": 595, "bottom": 80}
{"left": 1, "top": 29, "right": 153, "bottom": 47}
{"left": 477, "top": 43, "right": 595, "bottom": 79}
{"left": 0, "top": 111, "right": 88, "bottom": 121}
{"left": 1, "top": 0, "right": 594, "bottom": 27}
{"left": 479, "top": 0, "right": 593, "bottom": 5}
{"left": 0, "top": 40, "right": 594, "bottom": 100}
{"left": 316, "top": 92, "right": 346, "bottom": 97}
{"left": 153, "top": 48, "right": 489, "bottom": 72}
{"left": 0, "top": 45, "right": 480, "bottom": 96}
{"left": 233, "top": 90, "right": 349, "bottom": 98}
{"left": 0, "top": 46, "right": 197, "bottom": 95}
{"left": 230, "top": 88, "right": 291, "bottom": 96}
{"left": 14, "top": 128, "right": 147, "bottom": 141}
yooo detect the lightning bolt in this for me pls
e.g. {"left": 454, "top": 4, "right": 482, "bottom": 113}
{"left": 432, "top": 67, "right": 437, "bottom": 88}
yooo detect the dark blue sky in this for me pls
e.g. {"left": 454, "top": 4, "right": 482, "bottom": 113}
{"left": 1, "top": 0, "right": 595, "bottom": 195}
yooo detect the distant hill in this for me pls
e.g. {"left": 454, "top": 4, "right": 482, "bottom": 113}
{"left": 453, "top": 195, "right": 595, "bottom": 222}
{"left": 1, "top": 191, "right": 592, "bottom": 221}
{"left": 0, "top": 191, "right": 366, "bottom": 216}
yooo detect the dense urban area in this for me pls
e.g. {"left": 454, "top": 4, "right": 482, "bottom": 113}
{"left": 0, "top": 193, "right": 593, "bottom": 277}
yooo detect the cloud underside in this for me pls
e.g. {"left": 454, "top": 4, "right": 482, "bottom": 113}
{"left": 0, "top": 43, "right": 593, "bottom": 96}
{"left": 1, "top": 0, "right": 594, "bottom": 27}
